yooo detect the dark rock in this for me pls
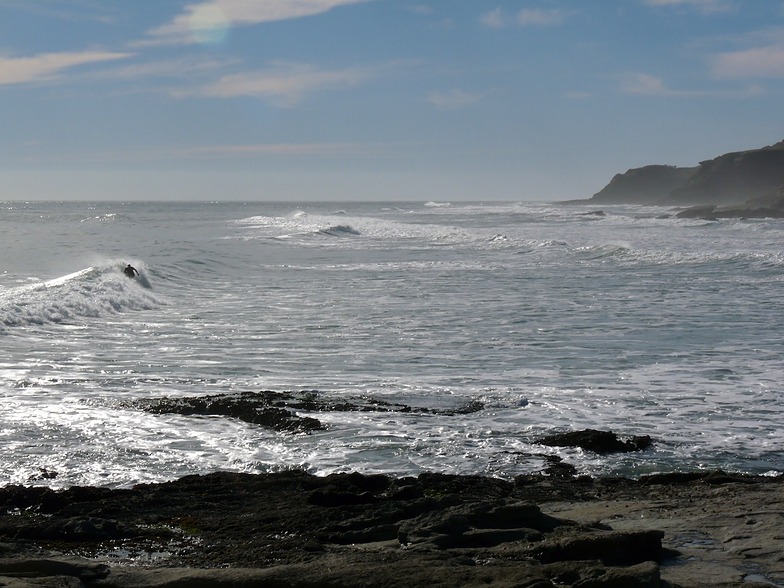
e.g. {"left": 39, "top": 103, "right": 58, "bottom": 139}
{"left": 388, "top": 484, "right": 425, "bottom": 501}
{"left": 539, "top": 429, "right": 652, "bottom": 454}
{"left": 42, "top": 517, "right": 127, "bottom": 541}
{"left": 398, "top": 500, "right": 565, "bottom": 549}
{"left": 543, "top": 455, "right": 578, "bottom": 478}
{"left": 547, "top": 560, "right": 662, "bottom": 588}
{"left": 677, "top": 191, "right": 784, "bottom": 220}
{"left": 324, "top": 523, "right": 399, "bottom": 544}
{"left": 531, "top": 529, "right": 665, "bottom": 566}
{"left": 456, "top": 527, "right": 543, "bottom": 548}
{"left": 416, "top": 472, "right": 514, "bottom": 500}
{"left": 0, "top": 558, "right": 110, "bottom": 581}
{"left": 442, "top": 399, "right": 485, "bottom": 415}
{"left": 135, "top": 392, "right": 325, "bottom": 433}
{"left": 129, "top": 390, "right": 485, "bottom": 434}
{"left": 18, "top": 470, "right": 781, "bottom": 586}
{"left": 304, "top": 471, "right": 391, "bottom": 496}
{"left": 639, "top": 472, "right": 708, "bottom": 485}
{"left": 28, "top": 468, "right": 58, "bottom": 482}
{"left": 675, "top": 205, "right": 717, "bottom": 220}
{"left": 308, "top": 489, "right": 379, "bottom": 507}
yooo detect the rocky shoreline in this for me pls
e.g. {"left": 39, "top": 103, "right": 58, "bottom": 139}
{"left": 1, "top": 468, "right": 783, "bottom": 587}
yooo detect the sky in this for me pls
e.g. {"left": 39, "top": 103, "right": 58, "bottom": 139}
{"left": 1, "top": 0, "right": 783, "bottom": 202}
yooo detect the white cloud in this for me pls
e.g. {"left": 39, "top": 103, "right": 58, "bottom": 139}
{"left": 480, "top": 8, "right": 505, "bottom": 28}
{"left": 0, "top": 50, "right": 132, "bottom": 86}
{"left": 426, "top": 88, "right": 481, "bottom": 109}
{"left": 0, "top": 0, "right": 120, "bottom": 24}
{"left": 90, "top": 57, "right": 235, "bottom": 83}
{"left": 712, "top": 44, "right": 784, "bottom": 78}
{"left": 621, "top": 72, "right": 670, "bottom": 95}
{"left": 146, "top": 0, "right": 369, "bottom": 45}
{"left": 407, "top": 5, "right": 434, "bottom": 16}
{"left": 619, "top": 71, "right": 759, "bottom": 97}
{"left": 619, "top": 72, "right": 702, "bottom": 96}
{"left": 194, "top": 61, "right": 374, "bottom": 106}
{"left": 516, "top": 9, "right": 566, "bottom": 26}
{"left": 480, "top": 7, "right": 568, "bottom": 28}
{"left": 643, "top": 0, "right": 733, "bottom": 14}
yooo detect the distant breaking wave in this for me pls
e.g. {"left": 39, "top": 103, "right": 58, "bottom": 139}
{"left": 0, "top": 263, "right": 160, "bottom": 328}
{"left": 317, "top": 224, "right": 362, "bottom": 237}
{"left": 235, "top": 210, "right": 475, "bottom": 246}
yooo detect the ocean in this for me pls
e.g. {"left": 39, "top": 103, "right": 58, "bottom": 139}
{"left": 1, "top": 200, "right": 783, "bottom": 489}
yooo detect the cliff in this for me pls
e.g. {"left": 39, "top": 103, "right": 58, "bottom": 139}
{"left": 580, "top": 140, "right": 784, "bottom": 211}
{"left": 588, "top": 165, "right": 697, "bottom": 205}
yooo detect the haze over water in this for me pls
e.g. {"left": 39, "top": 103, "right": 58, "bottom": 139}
{"left": 2, "top": 200, "right": 783, "bottom": 488}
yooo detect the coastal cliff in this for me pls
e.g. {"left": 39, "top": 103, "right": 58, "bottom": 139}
{"left": 578, "top": 140, "right": 784, "bottom": 216}
{"left": 587, "top": 165, "right": 697, "bottom": 205}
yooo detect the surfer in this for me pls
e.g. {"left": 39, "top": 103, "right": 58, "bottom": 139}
{"left": 124, "top": 264, "right": 139, "bottom": 278}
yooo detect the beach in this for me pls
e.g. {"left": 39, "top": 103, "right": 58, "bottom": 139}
{"left": 1, "top": 469, "right": 782, "bottom": 587}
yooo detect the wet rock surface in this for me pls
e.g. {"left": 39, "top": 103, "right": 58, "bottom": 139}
{"left": 129, "top": 390, "right": 485, "bottom": 433}
{"left": 539, "top": 429, "right": 653, "bottom": 453}
{"left": 0, "top": 470, "right": 782, "bottom": 586}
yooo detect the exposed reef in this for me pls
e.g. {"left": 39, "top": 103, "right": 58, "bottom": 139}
{"left": 0, "top": 470, "right": 782, "bottom": 587}
{"left": 129, "top": 390, "right": 485, "bottom": 433}
{"left": 539, "top": 429, "right": 653, "bottom": 454}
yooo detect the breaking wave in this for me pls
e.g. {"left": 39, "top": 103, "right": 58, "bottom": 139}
{"left": 0, "top": 262, "right": 161, "bottom": 328}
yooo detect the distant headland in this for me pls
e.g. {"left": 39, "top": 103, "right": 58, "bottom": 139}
{"left": 566, "top": 139, "right": 784, "bottom": 219}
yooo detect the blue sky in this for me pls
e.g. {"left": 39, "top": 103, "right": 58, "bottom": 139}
{"left": 1, "top": 0, "right": 783, "bottom": 201}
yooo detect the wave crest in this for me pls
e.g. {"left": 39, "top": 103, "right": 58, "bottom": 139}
{"left": 317, "top": 224, "right": 361, "bottom": 237}
{"left": 0, "top": 263, "right": 160, "bottom": 328}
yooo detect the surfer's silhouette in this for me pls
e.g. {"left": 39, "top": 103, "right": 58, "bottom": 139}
{"left": 124, "top": 264, "right": 139, "bottom": 278}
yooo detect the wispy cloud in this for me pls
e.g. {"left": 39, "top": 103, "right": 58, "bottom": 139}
{"left": 188, "top": 61, "right": 376, "bottom": 106}
{"left": 480, "top": 8, "right": 505, "bottom": 29}
{"left": 407, "top": 5, "right": 434, "bottom": 16}
{"left": 23, "top": 141, "right": 389, "bottom": 164}
{"left": 178, "top": 142, "right": 384, "bottom": 158}
{"left": 89, "top": 56, "right": 235, "bottom": 83}
{"left": 620, "top": 72, "right": 671, "bottom": 95}
{"left": 642, "top": 0, "right": 733, "bottom": 14}
{"left": 0, "top": 50, "right": 132, "bottom": 86}
{"left": 712, "top": 44, "right": 784, "bottom": 78}
{"left": 425, "top": 88, "right": 481, "bottom": 109}
{"left": 0, "top": 0, "right": 120, "bottom": 24}
{"left": 480, "top": 7, "right": 569, "bottom": 28}
{"left": 517, "top": 9, "right": 568, "bottom": 26}
{"left": 144, "top": 0, "right": 369, "bottom": 45}
{"left": 620, "top": 72, "right": 707, "bottom": 96}
{"left": 620, "top": 71, "right": 762, "bottom": 97}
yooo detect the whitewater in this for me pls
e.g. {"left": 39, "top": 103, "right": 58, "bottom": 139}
{"left": 1, "top": 200, "right": 783, "bottom": 489}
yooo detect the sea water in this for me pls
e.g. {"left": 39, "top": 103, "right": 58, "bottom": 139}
{"left": 1, "top": 200, "right": 783, "bottom": 488}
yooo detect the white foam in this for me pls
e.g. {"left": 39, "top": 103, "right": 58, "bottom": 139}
{"left": 0, "top": 262, "right": 161, "bottom": 328}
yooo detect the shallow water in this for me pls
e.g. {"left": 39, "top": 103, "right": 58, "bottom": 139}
{"left": 1, "top": 201, "right": 783, "bottom": 487}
